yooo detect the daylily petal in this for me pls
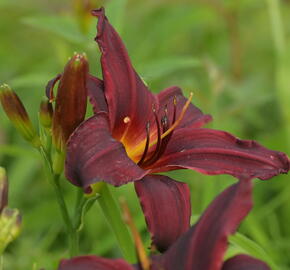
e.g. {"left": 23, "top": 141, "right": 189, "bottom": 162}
{"left": 65, "top": 112, "right": 147, "bottom": 188}
{"left": 158, "top": 179, "right": 253, "bottom": 270}
{"left": 221, "top": 254, "right": 270, "bottom": 270}
{"left": 87, "top": 75, "right": 108, "bottom": 113}
{"left": 92, "top": 8, "right": 158, "bottom": 147}
{"left": 45, "top": 73, "right": 61, "bottom": 101}
{"left": 157, "top": 86, "right": 212, "bottom": 129}
{"left": 150, "top": 128, "right": 290, "bottom": 180}
{"left": 134, "top": 175, "right": 191, "bottom": 252}
{"left": 58, "top": 256, "right": 135, "bottom": 270}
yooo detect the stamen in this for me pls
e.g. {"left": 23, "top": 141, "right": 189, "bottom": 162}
{"left": 160, "top": 92, "right": 193, "bottom": 140}
{"left": 151, "top": 110, "right": 162, "bottom": 156}
{"left": 172, "top": 95, "right": 177, "bottom": 124}
{"left": 137, "top": 122, "right": 150, "bottom": 165}
{"left": 142, "top": 112, "right": 168, "bottom": 167}
{"left": 164, "top": 104, "right": 168, "bottom": 115}
{"left": 147, "top": 92, "right": 193, "bottom": 149}
{"left": 161, "top": 115, "right": 169, "bottom": 132}
{"left": 130, "top": 94, "right": 192, "bottom": 163}
{"left": 162, "top": 105, "right": 169, "bottom": 132}
{"left": 173, "top": 95, "right": 177, "bottom": 106}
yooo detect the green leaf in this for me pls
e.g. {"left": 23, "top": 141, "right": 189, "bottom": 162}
{"left": 138, "top": 56, "right": 200, "bottom": 81}
{"left": 229, "top": 232, "right": 278, "bottom": 270}
{"left": 105, "top": 0, "right": 128, "bottom": 34}
{"left": 22, "top": 15, "right": 87, "bottom": 44}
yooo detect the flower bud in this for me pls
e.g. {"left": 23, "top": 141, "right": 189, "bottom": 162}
{"left": 39, "top": 98, "right": 53, "bottom": 128}
{"left": 0, "top": 208, "right": 21, "bottom": 254}
{"left": 52, "top": 53, "right": 88, "bottom": 151}
{"left": 0, "top": 167, "right": 8, "bottom": 213}
{"left": 0, "top": 84, "right": 41, "bottom": 147}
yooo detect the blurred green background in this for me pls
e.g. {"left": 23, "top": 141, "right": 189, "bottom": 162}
{"left": 1, "top": 0, "right": 290, "bottom": 269}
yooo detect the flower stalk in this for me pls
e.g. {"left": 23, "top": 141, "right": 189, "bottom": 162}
{"left": 38, "top": 146, "right": 78, "bottom": 257}
{"left": 97, "top": 183, "right": 136, "bottom": 263}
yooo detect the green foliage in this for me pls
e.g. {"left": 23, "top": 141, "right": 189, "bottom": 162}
{"left": 0, "top": 0, "right": 290, "bottom": 269}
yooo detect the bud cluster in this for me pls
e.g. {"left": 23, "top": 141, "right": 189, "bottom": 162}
{"left": 0, "top": 53, "right": 89, "bottom": 174}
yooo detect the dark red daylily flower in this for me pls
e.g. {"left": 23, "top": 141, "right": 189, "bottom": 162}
{"left": 64, "top": 7, "right": 289, "bottom": 250}
{"left": 65, "top": 7, "right": 289, "bottom": 188}
{"left": 58, "top": 179, "right": 270, "bottom": 270}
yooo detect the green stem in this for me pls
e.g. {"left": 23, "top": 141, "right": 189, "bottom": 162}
{"left": 38, "top": 147, "right": 78, "bottom": 257}
{"left": 53, "top": 175, "right": 78, "bottom": 257}
{"left": 267, "top": 0, "right": 286, "bottom": 57}
{"left": 98, "top": 183, "right": 136, "bottom": 263}
{"left": 267, "top": 0, "right": 290, "bottom": 146}
{"left": 0, "top": 256, "right": 3, "bottom": 270}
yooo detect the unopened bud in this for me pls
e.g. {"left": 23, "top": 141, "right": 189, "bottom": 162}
{"left": 39, "top": 98, "right": 53, "bottom": 128}
{"left": 0, "top": 167, "right": 8, "bottom": 213}
{"left": 0, "top": 208, "right": 21, "bottom": 254}
{"left": 0, "top": 84, "right": 41, "bottom": 147}
{"left": 52, "top": 53, "right": 88, "bottom": 151}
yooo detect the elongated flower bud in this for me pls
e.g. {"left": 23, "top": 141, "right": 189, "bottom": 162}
{"left": 0, "top": 208, "right": 21, "bottom": 254}
{"left": 52, "top": 53, "right": 88, "bottom": 151}
{"left": 0, "top": 167, "right": 8, "bottom": 213}
{"left": 0, "top": 84, "right": 41, "bottom": 147}
{"left": 39, "top": 98, "right": 53, "bottom": 128}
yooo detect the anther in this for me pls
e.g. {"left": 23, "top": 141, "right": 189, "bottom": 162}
{"left": 161, "top": 92, "right": 193, "bottom": 140}
{"left": 123, "top": 116, "right": 131, "bottom": 124}
{"left": 161, "top": 115, "right": 169, "bottom": 132}
{"left": 173, "top": 95, "right": 177, "bottom": 106}
{"left": 164, "top": 104, "right": 168, "bottom": 115}
{"left": 172, "top": 97, "right": 177, "bottom": 125}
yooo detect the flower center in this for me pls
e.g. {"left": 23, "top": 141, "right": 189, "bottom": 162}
{"left": 127, "top": 93, "right": 193, "bottom": 168}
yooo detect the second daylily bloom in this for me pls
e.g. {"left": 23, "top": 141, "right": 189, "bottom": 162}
{"left": 58, "top": 179, "right": 270, "bottom": 270}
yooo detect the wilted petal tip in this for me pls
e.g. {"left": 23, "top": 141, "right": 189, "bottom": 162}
{"left": 91, "top": 7, "right": 105, "bottom": 18}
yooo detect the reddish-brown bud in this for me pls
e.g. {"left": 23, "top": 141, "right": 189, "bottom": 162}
{"left": 52, "top": 53, "right": 88, "bottom": 150}
{"left": 0, "top": 84, "right": 40, "bottom": 147}
{"left": 0, "top": 167, "right": 8, "bottom": 213}
{"left": 39, "top": 98, "right": 53, "bottom": 128}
